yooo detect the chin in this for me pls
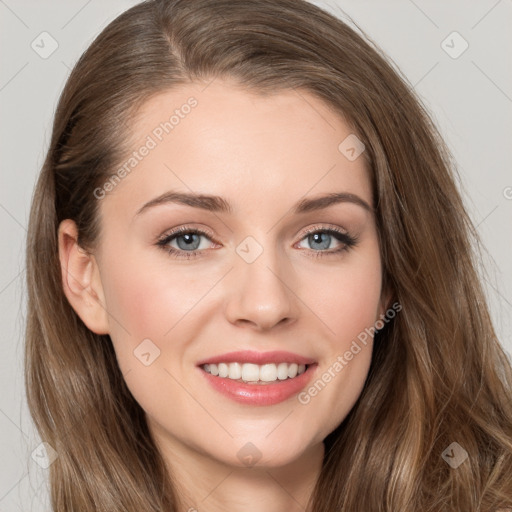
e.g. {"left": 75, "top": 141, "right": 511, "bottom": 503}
{"left": 209, "top": 435, "right": 318, "bottom": 470}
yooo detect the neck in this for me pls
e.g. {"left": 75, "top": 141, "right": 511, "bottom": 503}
{"left": 153, "top": 428, "right": 324, "bottom": 512}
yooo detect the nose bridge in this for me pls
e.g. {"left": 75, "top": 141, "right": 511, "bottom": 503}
{"left": 223, "top": 234, "right": 298, "bottom": 330}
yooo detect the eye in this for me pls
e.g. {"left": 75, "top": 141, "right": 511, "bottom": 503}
{"left": 156, "top": 227, "right": 216, "bottom": 260}
{"left": 296, "top": 226, "right": 358, "bottom": 256}
{"left": 156, "top": 225, "right": 358, "bottom": 260}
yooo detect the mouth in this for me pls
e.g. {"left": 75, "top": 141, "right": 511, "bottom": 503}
{"left": 196, "top": 350, "right": 318, "bottom": 405}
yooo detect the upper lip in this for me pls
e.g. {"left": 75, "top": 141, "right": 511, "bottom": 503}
{"left": 196, "top": 350, "right": 316, "bottom": 366}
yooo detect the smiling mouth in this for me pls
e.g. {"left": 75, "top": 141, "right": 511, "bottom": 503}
{"left": 201, "top": 362, "right": 309, "bottom": 384}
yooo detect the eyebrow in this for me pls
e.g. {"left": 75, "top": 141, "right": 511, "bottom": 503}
{"left": 135, "top": 190, "right": 373, "bottom": 217}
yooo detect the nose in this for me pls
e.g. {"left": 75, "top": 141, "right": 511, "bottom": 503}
{"left": 224, "top": 247, "right": 299, "bottom": 332}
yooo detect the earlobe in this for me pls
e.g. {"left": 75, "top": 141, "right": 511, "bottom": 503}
{"left": 57, "top": 219, "right": 110, "bottom": 335}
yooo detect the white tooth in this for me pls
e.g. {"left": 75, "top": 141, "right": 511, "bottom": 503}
{"left": 287, "top": 363, "right": 298, "bottom": 378}
{"left": 218, "top": 363, "right": 229, "bottom": 378}
{"left": 206, "top": 361, "right": 307, "bottom": 381}
{"left": 241, "top": 363, "right": 260, "bottom": 382}
{"left": 228, "top": 362, "right": 242, "bottom": 380}
{"left": 277, "top": 362, "right": 289, "bottom": 380}
{"left": 260, "top": 363, "right": 278, "bottom": 382}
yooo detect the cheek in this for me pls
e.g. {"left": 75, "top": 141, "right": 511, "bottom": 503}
{"left": 99, "top": 251, "right": 208, "bottom": 367}
{"left": 297, "top": 248, "right": 382, "bottom": 434}
{"left": 331, "top": 272, "right": 382, "bottom": 338}
{"left": 99, "top": 256, "right": 209, "bottom": 416}
{"left": 306, "top": 252, "right": 383, "bottom": 343}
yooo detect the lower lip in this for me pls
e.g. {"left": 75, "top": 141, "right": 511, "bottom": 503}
{"left": 198, "top": 364, "right": 318, "bottom": 406}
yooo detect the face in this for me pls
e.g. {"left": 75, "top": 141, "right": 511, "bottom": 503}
{"left": 87, "top": 79, "right": 386, "bottom": 470}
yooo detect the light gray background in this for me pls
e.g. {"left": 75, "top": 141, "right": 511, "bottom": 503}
{"left": 1, "top": 0, "right": 511, "bottom": 510}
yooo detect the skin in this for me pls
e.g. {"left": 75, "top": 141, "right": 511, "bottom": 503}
{"left": 59, "top": 78, "right": 389, "bottom": 512}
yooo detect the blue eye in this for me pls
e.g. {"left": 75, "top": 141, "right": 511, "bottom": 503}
{"left": 297, "top": 228, "right": 357, "bottom": 254}
{"left": 156, "top": 227, "right": 214, "bottom": 259}
{"left": 156, "top": 226, "right": 358, "bottom": 260}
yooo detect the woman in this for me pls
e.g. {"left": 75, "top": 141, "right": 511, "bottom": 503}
{"left": 25, "top": 0, "right": 512, "bottom": 510}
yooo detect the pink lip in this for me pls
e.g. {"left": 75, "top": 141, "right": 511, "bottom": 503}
{"left": 196, "top": 350, "right": 316, "bottom": 366}
{"left": 198, "top": 363, "right": 318, "bottom": 406}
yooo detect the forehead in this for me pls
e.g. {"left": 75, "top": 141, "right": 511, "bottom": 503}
{"left": 100, "top": 78, "right": 372, "bottom": 219}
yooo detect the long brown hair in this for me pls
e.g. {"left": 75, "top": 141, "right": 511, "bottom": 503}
{"left": 25, "top": 0, "right": 512, "bottom": 510}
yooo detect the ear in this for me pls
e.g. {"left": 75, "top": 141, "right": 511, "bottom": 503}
{"left": 378, "top": 283, "right": 394, "bottom": 319}
{"left": 58, "top": 219, "right": 110, "bottom": 335}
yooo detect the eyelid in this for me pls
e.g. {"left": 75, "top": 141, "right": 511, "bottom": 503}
{"left": 157, "top": 225, "right": 217, "bottom": 243}
{"left": 299, "top": 223, "right": 350, "bottom": 237}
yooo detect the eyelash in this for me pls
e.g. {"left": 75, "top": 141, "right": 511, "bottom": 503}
{"left": 156, "top": 225, "right": 358, "bottom": 260}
